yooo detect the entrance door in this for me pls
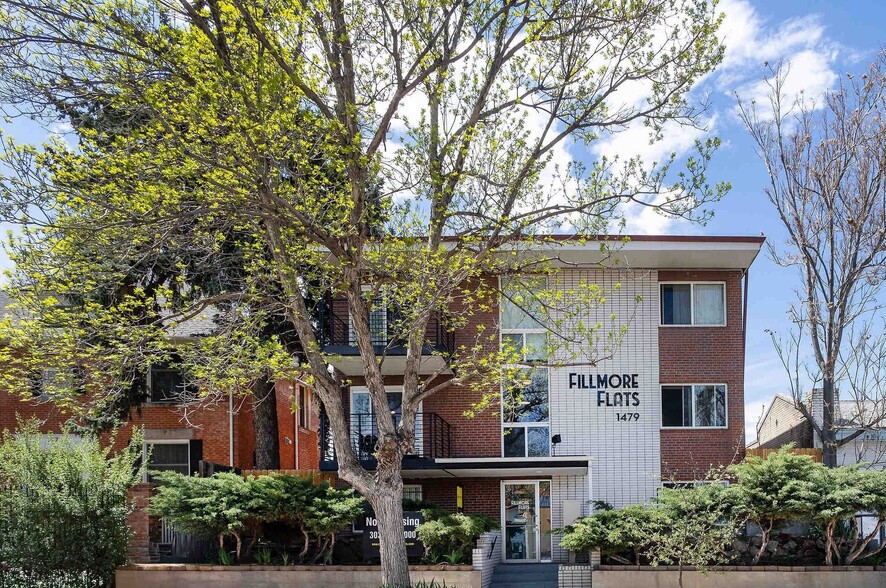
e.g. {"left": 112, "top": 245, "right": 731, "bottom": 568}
{"left": 502, "top": 480, "right": 552, "bottom": 562}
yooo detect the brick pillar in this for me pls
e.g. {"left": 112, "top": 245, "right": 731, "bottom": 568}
{"left": 127, "top": 483, "right": 152, "bottom": 564}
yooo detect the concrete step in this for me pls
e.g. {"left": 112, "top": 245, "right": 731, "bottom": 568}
{"left": 491, "top": 563, "right": 559, "bottom": 587}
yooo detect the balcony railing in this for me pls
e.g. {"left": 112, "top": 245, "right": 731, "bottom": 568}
{"left": 320, "top": 411, "right": 452, "bottom": 468}
{"left": 316, "top": 300, "right": 455, "bottom": 355}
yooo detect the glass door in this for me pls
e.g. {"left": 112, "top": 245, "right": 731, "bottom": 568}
{"left": 503, "top": 481, "right": 551, "bottom": 562}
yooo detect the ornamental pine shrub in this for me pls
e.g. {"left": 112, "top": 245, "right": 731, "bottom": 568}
{"left": 415, "top": 511, "right": 499, "bottom": 564}
{"left": 148, "top": 471, "right": 364, "bottom": 563}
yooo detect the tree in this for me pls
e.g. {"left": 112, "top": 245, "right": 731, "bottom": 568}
{"left": 0, "top": 1, "right": 727, "bottom": 584}
{"left": 0, "top": 419, "right": 145, "bottom": 587}
{"left": 728, "top": 446, "right": 819, "bottom": 564}
{"left": 645, "top": 482, "right": 742, "bottom": 588}
{"left": 738, "top": 55, "right": 886, "bottom": 467}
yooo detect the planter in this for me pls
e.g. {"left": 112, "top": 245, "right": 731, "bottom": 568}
{"left": 593, "top": 566, "right": 886, "bottom": 588}
{"left": 116, "top": 563, "right": 481, "bottom": 588}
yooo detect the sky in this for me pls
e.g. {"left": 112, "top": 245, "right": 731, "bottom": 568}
{"left": 1, "top": 0, "right": 884, "bottom": 444}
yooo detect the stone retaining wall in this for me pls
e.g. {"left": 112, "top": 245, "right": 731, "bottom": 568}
{"left": 117, "top": 564, "right": 481, "bottom": 588}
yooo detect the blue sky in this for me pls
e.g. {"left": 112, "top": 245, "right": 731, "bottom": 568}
{"left": 1, "top": 0, "right": 883, "bottom": 443}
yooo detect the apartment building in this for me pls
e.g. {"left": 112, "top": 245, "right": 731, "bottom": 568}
{"left": 317, "top": 235, "right": 764, "bottom": 563}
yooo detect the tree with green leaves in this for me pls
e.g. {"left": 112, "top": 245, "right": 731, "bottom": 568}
{"left": 728, "top": 446, "right": 820, "bottom": 564}
{"left": 0, "top": 419, "right": 145, "bottom": 587}
{"left": 0, "top": 0, "right": 727, "bottom": 583}
{"left": 645, "top": 482, "right": 743, "bottom": 587}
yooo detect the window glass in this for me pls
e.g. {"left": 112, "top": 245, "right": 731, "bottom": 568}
{"left": 501, "top": 277, "right": 545, "bottom": 330}
{"left": 403, "top": 485, "right": 423, "bottom": 502}
{"left": 694, "top": 385, "right": 726, "bottom": 427}
{"left": 661, "top": 284, "right": 691, "bottom": 325}
{"left": 349, "top": 297, "right": 388, "bottom": 345}
{"left": 150, "top": 364, "right": 194, "bottom": 402}
{"left": 503, "top": 427, "right": 526, "bottom": 457}
{"left": 661, "top": 385, "right": 726, "bottom": 427}
{"left": 661, "top": 386, "right": 685, "bottom": 427}
{"left": 146, "top": 442, "right": 189, "bottom": 481}
{"left": 694, "top": 284, "right": 725, "bottom": 325}
{"left": 503, "top": 369, "right": 549, "bottom": 423}
{"left": 527, "top": 427, "right": 550, "bottom": 457}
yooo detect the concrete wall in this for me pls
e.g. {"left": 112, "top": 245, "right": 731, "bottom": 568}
{"left": 117, "top": 565, "right": 481, "bottom": 588}
{"left": 593, "top": 569, "right": 886, "bottom": 588}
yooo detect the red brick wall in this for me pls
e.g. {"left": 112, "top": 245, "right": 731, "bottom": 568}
{"left": 126, "top": 483, "right": 152, "bottom": 563}
{"left": 415, "top": 478, "right": 502, "bottom": 519}
{"left": 658, "top": 270, "right": 746, "bottom": 480}
{"left": 276, "top": 380, "right": 320, "bottom": 470}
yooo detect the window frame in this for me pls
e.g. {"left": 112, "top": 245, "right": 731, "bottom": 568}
{"left": 146, "top": 362, "right": 195, "bottom": 404}
{"left": 659, "top": 281, "right": 727, "bottom": 327}
{"left": 499, "top": 276, "right": 551, "bottom": 459}
{"left": 348, "top": 286, "right": 388, "bottom": 346}
{"left": 143, "top": 439, "right": 191, "bottom": 482}
{"left": 660, "top": 383, "right": 728, "bottom": 430}
{"left": 297, "top": 384, "right": 310, "bottom": 430}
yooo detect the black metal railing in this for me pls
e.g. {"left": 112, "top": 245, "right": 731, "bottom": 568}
{"left": 316, "top": 300, "right": 455, "bottom": 355}
{"left": 320, "top": 411, "right": 452, "bottom": 466}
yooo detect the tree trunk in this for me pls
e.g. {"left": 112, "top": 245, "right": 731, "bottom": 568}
{"left": 821, "top": 378, "right": 837, "bottom": 467}
{"left": 369, "top": 479, "right": 410, "bottom": 587}
{"left": 252, "top": 377, "right": 280, "bottom": 469}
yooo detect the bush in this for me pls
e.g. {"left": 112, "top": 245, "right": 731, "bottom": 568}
{"left": 149, "top": 471, "right": 365, "bottom": 563}
{"left": 416, "top": 511, "right": 499, "bottom": 564}
{"left": 0, "top": 419, "right": 144, "bottom": 587}
{"left": 560, "top": 504, "right": 664, "bottom": 564}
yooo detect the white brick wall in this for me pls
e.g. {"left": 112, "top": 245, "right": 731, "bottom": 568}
{"left": 547, "top": 269, "right": 661, "bottom": 561}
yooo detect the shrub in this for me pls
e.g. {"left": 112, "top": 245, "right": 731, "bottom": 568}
{"left": 0, "top": 419, "right": 144, "bottom": 587}
{"left": 559, "top": 504, "right": 664, "bottom": 564}
{"left": 149, "top": 471, "right": 365, "bottom": 563}
{"left": 729, "top": 446, "right": 820, "bottom": 564}
{"left": 416, "top": 512, "right": 499, "bottom": 563}
{"left": 149, "top": 471, "right": 263, "bottom": 558}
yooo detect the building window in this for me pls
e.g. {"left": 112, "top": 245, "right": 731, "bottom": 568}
{"left": 503, "top": 368, "right": 550, "bottom": 457}
{"left": 660, "top": 283, "right": 725, "bottom": 326}
{"left": 349, "top": 290, "right": 388, "bottom": 346}
{"left": 148, "top": 361, "right": 195, "bottom": 403}
{"left": 297, "top": 385, "right": 310, "bottom": 429}
{"left": 500, "top": 277, "right": 550, "bottom": 458}
{"left": 661, "top": 385, "right": 727, "bottom": 428}
{"left": 403, "top": 484, "right": 422, "bottom": 502}
{"left": 144, "top": 441, "right": 190, "bottom": 482}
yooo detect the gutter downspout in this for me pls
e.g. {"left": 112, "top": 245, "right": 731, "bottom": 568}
{"left": 294, "top": 384, "right": 300, "bottom": 470}
{"left": 229, "top": 389, "right": 234, "bottom": 466}
{"left": 742, "top": 269, "right": 749, "bottom": 356}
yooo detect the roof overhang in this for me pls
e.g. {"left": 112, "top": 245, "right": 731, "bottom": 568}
{"left": 529, "top": 235, "right": 766, "bottom": 270}
{"left": 403, "top": 456, "right": 591, "bottom": 478}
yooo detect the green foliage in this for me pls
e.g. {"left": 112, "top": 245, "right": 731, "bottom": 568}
{"left": 0, "top": 419, "right": 144, "bottom": 587}
{"left": 559, "top": 504, "right": 664, "bottom": 563}
{"left": 148, "top": 471, "right": 262, "bottom": 558}
{"left": 217, "top": 548, "right": 233, "bottom": 566}
{"left": 728, "top": 446, "right": 820, "bottom": 563}
{"left": 255, "top": 546, "right": 273, "bottom": 565}
{"left": 646, "top": 482, "right": 744, "bottom": 573}
{"left": 416, "top": 512, "right": 499, "bottom": 563}
{"left": 149, "top": 471, "right": 365, "bottom": 563}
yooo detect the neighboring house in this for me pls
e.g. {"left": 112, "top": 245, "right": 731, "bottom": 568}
{"left": 317, "top": 234, "right": 764, "bottom": 563}
{"left": 752, "top": 389, "right": 886, "bottom": 467}
{"left": 750, "top": 394, "right": 813, "bottom": 450}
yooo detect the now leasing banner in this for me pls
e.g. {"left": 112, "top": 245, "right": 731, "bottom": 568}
{"left": 362, "top": 511, "right": 424, "bottom": 560}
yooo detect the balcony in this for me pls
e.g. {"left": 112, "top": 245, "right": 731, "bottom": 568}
{"left": 319, "top": 411, "right": 452, "bottom": 471}
{"left": 317, "top": 300, "right": 455, "bottom": 375}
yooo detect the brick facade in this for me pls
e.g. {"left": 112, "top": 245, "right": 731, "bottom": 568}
{"left": 658, "top": 270, "right": 747, "bottom": 480}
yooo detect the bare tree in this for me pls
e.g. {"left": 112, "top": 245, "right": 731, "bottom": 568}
{"left": 738, "top": 56, "right": 886, "bottom": 467}
{"left": 0, "top": 0, "right": 727, "bottom": 584}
